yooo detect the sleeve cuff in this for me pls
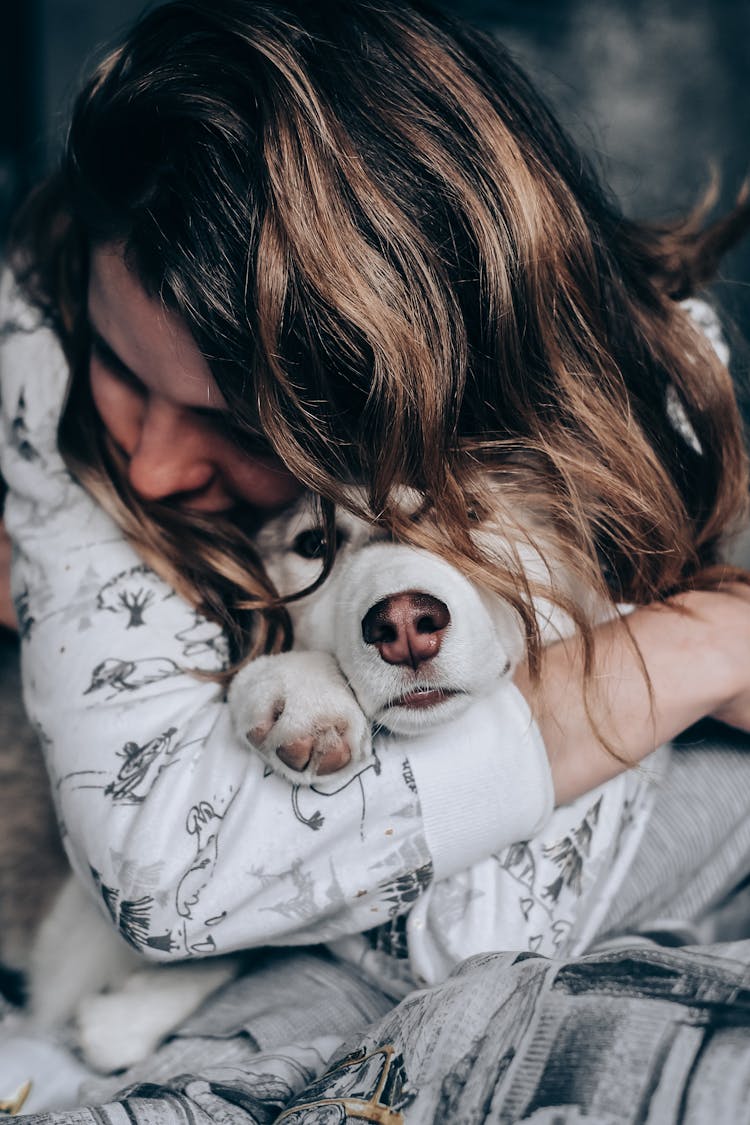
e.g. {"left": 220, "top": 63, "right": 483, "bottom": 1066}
{"left": 394, "top": 683, "right": 553, "bottom": 881}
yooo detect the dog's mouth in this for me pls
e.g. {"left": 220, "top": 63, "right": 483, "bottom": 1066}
{"left": 392, "top": 687, "right": 462, "bottom": 710}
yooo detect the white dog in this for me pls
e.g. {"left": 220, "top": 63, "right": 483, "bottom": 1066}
{"left": 27, "top": 496, "right": 599, "bottom": 1073}
{"left": 228, "top": 496, "right": 577, "bottom": 785}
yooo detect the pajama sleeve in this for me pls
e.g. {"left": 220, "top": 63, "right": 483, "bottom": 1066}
{"left": 0, "top": 270, "right": 553, "bottom": 960}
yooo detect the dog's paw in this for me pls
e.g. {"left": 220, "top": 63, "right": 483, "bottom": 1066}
{"left": 76, "top": 962, "right": 237, "bottom": 1073}
{"left": 228, "top": 651, "right": 372, "bottom": 784}
{"left": 76, "top": 989, "right": 154, "bottom": 1073}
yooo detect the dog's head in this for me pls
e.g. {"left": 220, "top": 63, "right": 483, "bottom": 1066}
{"left": 255, "top": 497, "right": 527, "bottom": 734}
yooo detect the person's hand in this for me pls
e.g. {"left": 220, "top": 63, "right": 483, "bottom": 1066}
{"left": 0, "top": 518, "right": 17, "bottom": 632}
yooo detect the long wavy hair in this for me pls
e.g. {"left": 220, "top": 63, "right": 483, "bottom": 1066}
{"left": 12, "top": 0, "right": 750, "bottom": 683}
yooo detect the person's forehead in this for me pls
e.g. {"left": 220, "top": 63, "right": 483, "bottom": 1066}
{"left": 88, "top": 245, "right": 227, "bottom": 410}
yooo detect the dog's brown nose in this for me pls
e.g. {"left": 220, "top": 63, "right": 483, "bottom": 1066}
{"left": 361, "top": 592, "right": 450, "bottom": 669}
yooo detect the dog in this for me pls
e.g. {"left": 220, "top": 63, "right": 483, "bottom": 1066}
{"left": 228, "top": 494, "right": 583, "bottom": 784}
{"left": 18, "top": 494, "right": 608, "bottom": 1074}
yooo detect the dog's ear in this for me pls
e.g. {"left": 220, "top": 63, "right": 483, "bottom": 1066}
{"left": 534, "top": 599, "right": 578, "bottom": 646}
{"left": 496, "top": 605, "right": 527, "bottom": 674}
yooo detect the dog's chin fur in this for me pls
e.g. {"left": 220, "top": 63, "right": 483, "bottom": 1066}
{"left": 373, "top": 689, "right": 474, "bottom": 735}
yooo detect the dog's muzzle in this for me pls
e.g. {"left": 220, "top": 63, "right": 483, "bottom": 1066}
{"left": 331, "top": 542, "right": 522, "bottom": 731}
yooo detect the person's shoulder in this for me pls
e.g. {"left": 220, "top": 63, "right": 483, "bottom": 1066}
{"left": 681, "top": 296, "right": 730, "bottom": 367}
{"left": 0, "top": 265, "right": 69, "bottom": 431}
{"left": 0, "top": 266, "right": 46, "bottom": 336}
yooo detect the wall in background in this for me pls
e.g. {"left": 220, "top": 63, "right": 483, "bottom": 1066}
{"left": 472, "top": 0, "right": 750, "bottom": 364}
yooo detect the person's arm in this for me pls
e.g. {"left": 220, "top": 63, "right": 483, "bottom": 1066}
{"left": 516, "top": 587, "right": 750, "bottom": 806}
{"left": 402, "top": 589, "right": 750, "bottom": 986}
{"left": 0, "top": 270, "right": 553, "bottom": 960}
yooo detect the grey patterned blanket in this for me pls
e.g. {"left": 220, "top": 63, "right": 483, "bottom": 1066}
{"left": 5, "top": 728, "right": 750, "bottom": 1125}
{"left": 11, "top": 936, "right": 750, "bottom": 1125}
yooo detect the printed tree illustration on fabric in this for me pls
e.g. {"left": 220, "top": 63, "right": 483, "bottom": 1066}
{"left": 61, "top": 563, "right": 108, "bottom": 632}
{"left": 543, "top": 796, "right": 602, "bottom": 903}
{"left": 97, "top": 564, "right": 167, "bottom": 629}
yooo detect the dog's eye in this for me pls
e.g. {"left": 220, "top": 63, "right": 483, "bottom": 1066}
{"left": 291, "top": 528, "right": 346, "bottom": 559}
{"left": 292, "top": 528, "right": 328, "bottom": 559}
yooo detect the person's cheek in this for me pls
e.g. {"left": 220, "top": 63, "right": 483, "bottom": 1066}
{"left": 228, "top": 451, "right": 304, "bottom": 508}
{"left": 89, "top": 364, "right": 143, "bottom": 457}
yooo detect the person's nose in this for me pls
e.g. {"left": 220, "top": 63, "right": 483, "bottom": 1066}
{"left": 126, "top": 398, "right": 217, "bottom": 503}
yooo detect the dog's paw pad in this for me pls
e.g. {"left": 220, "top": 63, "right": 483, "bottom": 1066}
{"left": 314, "top": 733, "right": 352, "bottom": 776}
{"left": 276, "top": 736, "right": 315, "bottom": 773}
{"left": 276, "top": 730, "right": 353, "bottom": 777}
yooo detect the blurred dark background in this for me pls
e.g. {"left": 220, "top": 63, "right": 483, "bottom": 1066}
{"left": 1, "top": 0, "right": 749, "bottom": 347}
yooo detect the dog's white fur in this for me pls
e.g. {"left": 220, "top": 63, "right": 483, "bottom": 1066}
{"left": 28, "top": 495, "right": 590, "bottom": 1072}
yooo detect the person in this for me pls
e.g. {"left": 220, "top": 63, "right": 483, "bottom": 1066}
{"left": 2, "top": 0, "right": 750, "bottom": 1106}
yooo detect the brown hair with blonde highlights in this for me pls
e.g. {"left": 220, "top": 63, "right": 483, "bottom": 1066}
{"left": 12, "top": 0, "right": 750, "bottom": 681}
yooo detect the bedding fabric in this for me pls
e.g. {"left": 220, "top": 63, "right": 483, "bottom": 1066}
{"left": 13, "top": 939, "right": 750, "bottom": 1124}
{"left": 11, "top": 730, "right": 750, "bottom": 1125}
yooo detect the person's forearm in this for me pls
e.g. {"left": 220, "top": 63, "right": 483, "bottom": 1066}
{"left": 515, "top": 590, "right": 747, "bottom": 807}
